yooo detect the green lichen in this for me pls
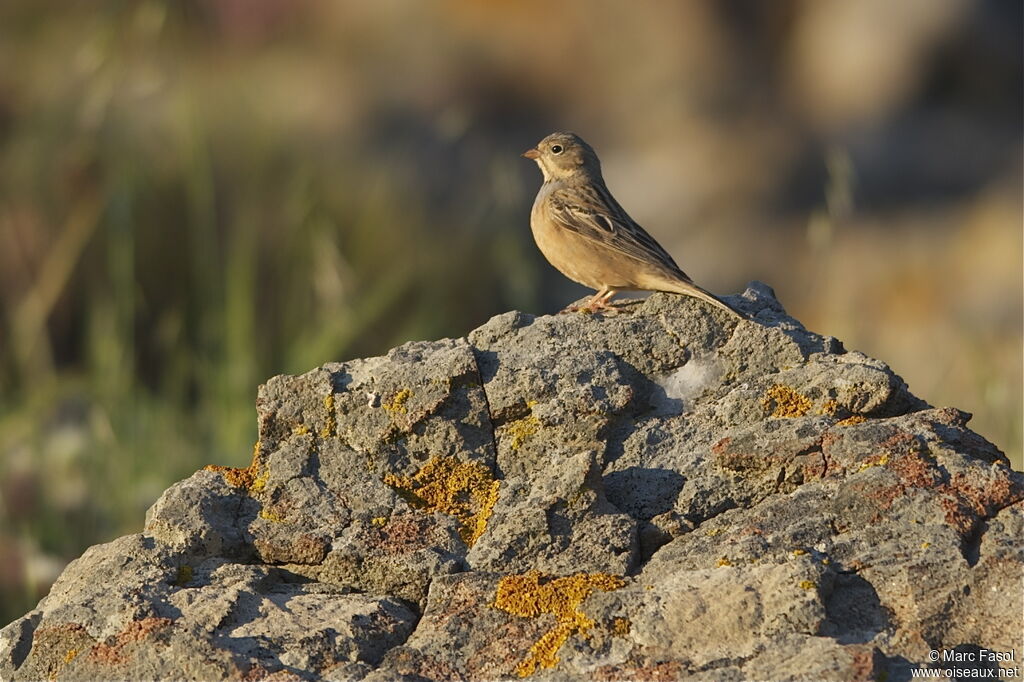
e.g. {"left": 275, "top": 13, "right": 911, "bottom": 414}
{"left": 173, "top": 564, "right": 193, "bottom": 586}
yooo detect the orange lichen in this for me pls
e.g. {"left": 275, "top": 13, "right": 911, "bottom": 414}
{"left": 89, "top": 617, "right": 173, "bottom": 665}
{"left": 762, "top": 385, "right": 812, "bottom": 418}
{"left": 384, "top": 456, "right": 499, "bottom": 546}
{"left": 468, "top": 479, "right": 501, "bottom": 545}
{"left": 204, "top": 440, "right": 266, "bottom": 491}
{"left": 493, "top": 571, "right": 626, "bottom": 677}
{"left": 837, "top": 415, "right": 868, "bottom": 426}
{"left": 63, "top": 648, "right": 79, "bottom": 664}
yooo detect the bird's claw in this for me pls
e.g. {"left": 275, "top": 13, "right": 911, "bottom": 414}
{"left": 560, "top": 299, "right": 621, "bottom": 315}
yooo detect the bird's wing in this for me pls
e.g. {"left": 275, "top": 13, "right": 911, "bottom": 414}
{"left": 547, "top": 184, "right": 693, "bottom": 282}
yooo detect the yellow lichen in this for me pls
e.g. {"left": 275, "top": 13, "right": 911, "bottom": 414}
{"left": 716, "top": 557, "right": 733, "bottom": 567}
{"left": 857, "top": 452, "right": 890, "bottom": 472}
{"left": 798, "top": 580, "right": 816, "bottom": 590}
{"left": 371, "top": 516, "right": 388, "bottom": 526}
{"left": 820, "top": 399, "right": 840, "bottom": 417}
{"left": 205, "top": 441, "right": 266, "bottom": 491}
{"left": 258, "top": 506, "right": 286, "bottom": 523}
{"left": 704, "top": 528, "right": 724, "bottom": 537}
{"left": 383, "top": 456, "right": 500, "bottom": 546}
{"left": 382, "top": 388, "right": 413, "bottom": 415}
{"left": 837, "top": 415, "right": 868, "bottom": 426}
{"left": 249, "top": 467, "right": 269, "bottom": 493}
{"left": 611, "top": 617, "right": 631, "bottom": 636}
{"left": 762, "top": 385, "right": 813, "bottom": 418}
{"left": 468, "top": 479, "right": 501, "bottom": 545}
{"left": 921, "top": 542, "right": 931, "bottom": 549}
{"left": 492, "top": 571, "right": 626, "bottom": 677}
{"left": 791, "top": 548, "right": 808, "bottom": 556}
{"left": 320, "top": 394, "right": 337, "bottom": 439}
{"left": 503, "top": 401, "right": 541, "bottom": 451}
{"left": 292, "top": 423, "right": 310, "bottom": 436}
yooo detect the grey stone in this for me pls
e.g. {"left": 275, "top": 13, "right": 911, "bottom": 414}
{"left": 2, "top": 283, "right": 1020, "bottom": 681}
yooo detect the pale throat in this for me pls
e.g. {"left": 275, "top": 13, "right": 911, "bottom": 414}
{"left": 536, "top": 160, "right": 555, "bottom": 183}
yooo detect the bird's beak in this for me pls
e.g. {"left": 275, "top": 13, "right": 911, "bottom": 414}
{"left": 522, "top": 148, "right": 540, "bottom": 160}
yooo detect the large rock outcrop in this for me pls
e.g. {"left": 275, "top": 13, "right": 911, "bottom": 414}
{"left": 2, "top": 283, "right": 1021, "bottom": 681}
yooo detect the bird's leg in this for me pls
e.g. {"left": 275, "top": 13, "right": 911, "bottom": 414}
{"left": 562, "top": 287, "right": 619, "bottom": 314}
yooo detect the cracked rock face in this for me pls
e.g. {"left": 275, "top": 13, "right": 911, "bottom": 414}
{"left": 2, "top": 283, "right": 1021, "bottom": 681}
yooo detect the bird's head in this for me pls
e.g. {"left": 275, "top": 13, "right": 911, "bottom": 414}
{"left": 522, "top": 132, "right": 602, "bottom": 183}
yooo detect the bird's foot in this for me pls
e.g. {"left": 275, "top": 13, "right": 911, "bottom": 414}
{"left": 560, "top": 297, "right": 621, "bottom": 315}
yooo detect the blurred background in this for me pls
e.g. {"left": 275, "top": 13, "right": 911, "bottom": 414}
{"left": 0, "top": 0, "right": 1020, "bottom": 625}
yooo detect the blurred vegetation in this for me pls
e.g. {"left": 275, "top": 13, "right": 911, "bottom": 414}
{"left": 0, "top": 1, "right": 1020, "bottom": 625}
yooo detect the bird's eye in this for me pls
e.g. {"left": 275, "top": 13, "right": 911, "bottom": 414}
{"left": 551, "top": 144, "right": 563, "bottom": 154}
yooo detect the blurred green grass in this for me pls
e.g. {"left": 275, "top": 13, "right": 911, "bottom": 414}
{"left": 0, "top": 1, "right": 1020, "bottom": 626}
{"left": 0, "top": 3, "right": 547, "bottom": 622}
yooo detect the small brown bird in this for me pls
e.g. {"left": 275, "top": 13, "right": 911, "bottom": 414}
{"left": 523, "top": 132, "right": 746, "bottom": 319}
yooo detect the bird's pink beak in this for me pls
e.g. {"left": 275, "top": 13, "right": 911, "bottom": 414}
{"left": 522, "top": 148, "right": 540, "bottom": 160}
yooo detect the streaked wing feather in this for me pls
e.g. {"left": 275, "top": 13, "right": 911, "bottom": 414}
{"left": 548, "top": 184, "right": 692, "bottom": 282}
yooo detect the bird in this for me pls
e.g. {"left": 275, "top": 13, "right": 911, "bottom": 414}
{"left": 522, "top": 132, "right": 747, "bottom": 319}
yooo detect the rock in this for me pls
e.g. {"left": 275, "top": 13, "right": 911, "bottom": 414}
{"left": 2, "top": 283, "right": 1020, "bottom": 681}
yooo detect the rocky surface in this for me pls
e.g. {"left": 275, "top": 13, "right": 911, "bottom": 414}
{"left": 2, "top": 282, "right": 1021, "bottom": 681}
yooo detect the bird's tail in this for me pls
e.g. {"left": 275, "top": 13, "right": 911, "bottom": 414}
{"left": 664, "top": 279, "right": 750, "bottom": 320}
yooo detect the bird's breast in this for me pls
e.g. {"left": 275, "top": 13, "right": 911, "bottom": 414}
{"left": 529, "top": 183, "right": 607, "bottom": 290}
